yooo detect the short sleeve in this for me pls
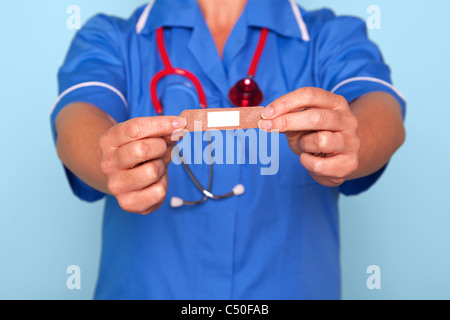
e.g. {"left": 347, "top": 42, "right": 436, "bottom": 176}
{"left": 314, "top": 14, "right": 406, "bottom": 196}
{"left": 50, "top": 14, "right": 128, "bottom": 202}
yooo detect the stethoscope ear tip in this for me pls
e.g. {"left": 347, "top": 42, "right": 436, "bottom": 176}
{"left": 170, "top": 197, "right": 184, "bottom": 208}
{"left": 232, "top": 184, "right": 245, "bottom": 196}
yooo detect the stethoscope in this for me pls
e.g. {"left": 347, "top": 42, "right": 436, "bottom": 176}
{"left": 150, "top": 27, "right": 269, "bottom": 208}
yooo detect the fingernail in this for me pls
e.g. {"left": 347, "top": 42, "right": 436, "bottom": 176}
{"left": 261, "top": 106, "right": 274, "bottom": 119}
{"left": 259, "top": 120, "right": 273, "bottom": 130}
{"left": 172, "top": 117, "right": 187, "bottom": 129}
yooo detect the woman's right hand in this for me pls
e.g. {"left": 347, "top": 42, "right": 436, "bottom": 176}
{"left": 99, "top": 116, "right": 187, "bottom": 215}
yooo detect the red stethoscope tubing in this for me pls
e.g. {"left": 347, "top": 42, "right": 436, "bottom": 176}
{"left": 151, "top": 27, "right": 207, "bottom": 114}
{"left": 247, "top": 28, "right": 268, "bottom": 78}
{"left": 151, "top": 27, "right": 268, "bottom": 115}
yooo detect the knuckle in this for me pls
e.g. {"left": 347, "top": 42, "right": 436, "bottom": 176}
{"left": 274, "top": 97, "right": 294, "bottom": 114}
{"left": 131, "top": 141, "right": 147, "bottom": 160}
{"left": 152, "top": 183, "right": 167, "bottom": 204}
{"left": 100, "top": 159, "right": 114, "bottom": 175}
{"left": 106, "top": 178, "right": 121, "bottom": 195}
{"left": 279, "top": 116, "right": 292, "bottom": 131}
{"left": 152, "top": 119, "right": 169, "bottom": 136}
{"left": 312, "top": 159, "right": 325, "bottom": 174}
{"left": 311, "top": 110, "right": 327, "bottom": 128}
{"left": 117, "top": 195, "right": 136, "bottom": 213}
{"left": 333, "top": 111, "right": 342, "bottom": 126}
{"left": 144, "top": 163, "right": 160, "bottom": 183}
{"left": 98, "top": 133, "right": 109, "bottom": 151}
{"left": 276, "top": 99, "right": 289, "bottom": 113}
{"left": 317, "top": 132, "right": 329, "bottom": 151}
{"left": 301, "top": 87, "right": 319, "bottom": 102}
{"left": 336, "top": 94, "right": 348, "bottom": 107}
{"left": 125, "top": 120, "right": 143, "bottom": 140}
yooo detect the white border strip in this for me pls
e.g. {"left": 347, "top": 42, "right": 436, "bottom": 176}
{"left": 136, "top": 0, "right": 156, "bottom": 34}
{"left": 331, "top": 77, "right": 406, "bottom": 102}
{"left": 288, "top": 0, "right": 310, "bottom": 42}
{"left": 51, "top": 81, "right": 128, "bottom": 114}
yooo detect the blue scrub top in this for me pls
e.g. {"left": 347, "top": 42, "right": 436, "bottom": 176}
{"left": 51, "top": 0, "right": 406, "bottom": 300}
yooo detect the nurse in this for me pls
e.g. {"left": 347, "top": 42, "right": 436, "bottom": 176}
{"left": 52, "top": 0, "right": 406, "bottom": 299}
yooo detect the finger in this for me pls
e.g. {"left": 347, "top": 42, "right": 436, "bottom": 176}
{"left": 140, "top": 173, "right": 169, "bottom": 215}
{"left": 115, "top": 138, "right": 168, "bottom": 169}
{"left": 163, "top": 128, "right": 188, "bottom": 145}
{"left": 299, "top": 131, "right": 346, "bottom": 155}
{"left": 261, "top": 87, "right": 348, "bottom": 119}
{"left": 108, "top": 159, "right": 166, "bottom": 194}
{"left": 110, "top": 116, "right": 187, "bottom": 147}
{"left": 162, "top": 144, "right": 175, "bottom": 167}
{"left": 260, "top": 108, "right": 343, "bottom": 132}
{"left": 117, "top": 173, "right": 169, "bottom": 214}
{"left": 300, "top": 152, "right": 358, "bottom": 179}
{"left": 284, "top": 131, "right": 310, "bottom": 156}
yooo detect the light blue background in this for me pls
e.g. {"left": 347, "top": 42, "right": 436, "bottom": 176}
{"left": 0, "top": 0, "right": 449, "bottom": 300}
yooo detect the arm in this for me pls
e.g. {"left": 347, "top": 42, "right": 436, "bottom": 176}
{"left": 345, "top": 91, "right": 405, "bottom": 180}
{"left": 55, "top": 102, "right": 115, "bottom": 194}
{"left": 259, "top": 88, "right": 405, "bottom": 187}
{"left": 55, "top": 102, "right": 187, "bottom": 214}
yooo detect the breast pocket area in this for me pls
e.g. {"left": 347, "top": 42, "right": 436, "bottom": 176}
{"left": 277, "top": 137, "right": 315, "bottom": 188}
{"left": 159, "top": 78, "right": 200, "bottom": 116}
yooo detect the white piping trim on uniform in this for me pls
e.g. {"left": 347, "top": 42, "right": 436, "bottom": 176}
{"left": 51, "top": 81, "right": 128, "bottom": 114}
{"left": 331, "top": 77, "right": 406, "bottom": 102}
{"left": 288, "top": 0, "right": 310, "bottom": 42}
{"left": 136, "top": 0, "right": 156, "bottom": 34}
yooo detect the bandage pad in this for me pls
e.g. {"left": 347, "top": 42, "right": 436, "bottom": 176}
{"left": 179, "top": 107, "right": 264, "bottom": 132}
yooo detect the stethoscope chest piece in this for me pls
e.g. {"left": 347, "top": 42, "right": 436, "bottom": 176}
{"left": 229, "top": 77, "right": 263, "bottom": 107}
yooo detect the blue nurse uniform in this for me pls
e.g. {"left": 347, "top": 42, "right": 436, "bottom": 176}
{"left": 51, "top": 0, "right": 406, "bottom": 299}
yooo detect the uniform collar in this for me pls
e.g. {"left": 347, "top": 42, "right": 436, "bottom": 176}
{"left": 246, "top": 0, "right": 310, "bottom": 41}
{"left": 136, "top": 0, "right": 197, "bottom": 34}
{"left": 136, "top": 0, "right": 310, "bottom": 42}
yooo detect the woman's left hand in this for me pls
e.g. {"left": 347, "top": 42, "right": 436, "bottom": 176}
{"left": 259, "top": 87, "right": 361, "bottom": 187}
